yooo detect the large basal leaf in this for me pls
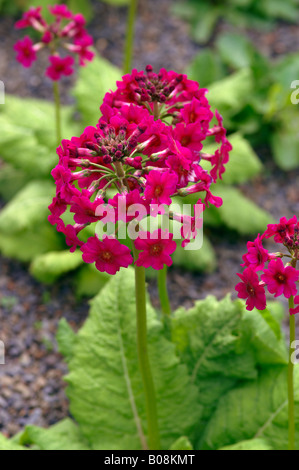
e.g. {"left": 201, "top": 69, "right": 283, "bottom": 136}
{"left": 186, "top": 49, "right": 226, "bottom": 88}
{"left": 201, "top": 366, "right": 299, "bottom": 450}
{"left": 204, "top": 186, "right": 274, "bottom": 235}
{"left": 219, "top": 438, "right": 273, "bottom": 450}
{"left": 72, "top": 53, "right": 121, "bottom": 127}
{"left": 30, "top": 250, "right": 84, "bottom": 284}
{"left": 171, "top": 295, "right": 257, "bottom": 440}
{"left": 57, "top": 269, "right": 201, "bottom": 450}
{"left": 74, "top": 263, "right": 111, "bottom": 298}
{"left": 17, "top": 419, "right": 89, "bottom": 450}
{"left": 0, "top": 181, "right": 54, "bottom": 234}
{"left": 215, "top": 32, "right": 256, "bottom": 70}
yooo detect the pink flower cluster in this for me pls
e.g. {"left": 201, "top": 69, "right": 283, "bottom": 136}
{"left": 235, "top": 216, "right": 299, "bottom": 313}
{"left": 14, "top": 5, "right": 94, "bottom": 80}
{"left": 49, "top": 66, "right": 232, "bottom": 275}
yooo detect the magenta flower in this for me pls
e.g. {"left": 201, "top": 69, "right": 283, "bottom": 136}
{"left": 261, "top": 258, "right": 299, "bottom": 299}
{"left": 134, "top": 230, "right": 177, "bottom": 270}
{"left": 144, "top": 170, "right": 178, "bottom": 206}
{"left": 81, "top": 235, "right": 133, "bottom": 275}
{"left": 14, "top": 36, "right": 37, "bottom": 68}
{"left": 235, "top": 267, "right": 267, "bottom": 311}
{"left": 241, "top": 234, "right": 270, "bottom": 271}
{"left": 263, "top": 216, "right": 297, "bottom": 243}
{"left": 14, "top": 5, "right": 94, "bottom": 80}
{"left": 46, "top": 55, "right": 74, "bottom": 81}
{"left": 290, "top": 296, "right": 299, "bottom": 315}
{"left": 49, "top": 66, "right": 232, "bottom": 274}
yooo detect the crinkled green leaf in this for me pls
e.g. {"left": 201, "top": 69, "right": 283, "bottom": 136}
{"left": 30, "top": 250, "right": 83, "bottom": 284}
{"left": 201, "top": 366, "right": 299, "bottom": 450}
{"left": 18, "top": 419, "right": 89, "bottom": 450}
{"left": 0, "top": 433, "right": 27, "bottom": 450}
{"left": 171, "top": 295, "right": 257, "bottom": 443}
{"left": 0, "top": 181, "right": 54, "bottom": 234}
{"left": 74, "top": 263, "right": 111, "bottom": 298}
{"left": 0, "top": 226, "right": 63, "bottom": 262}
{"left": 204, "top": 186, "right": 274, "bottom": 235}
{"left": 56, "top": 319, "right": 77, "bottom": 363}
{"left": 169, "top": 436, "right": 193, "bottom": 450}
{"left": 219, "top": 438, "right": 273, "bottom": 450}
{"left": 58, "top": 270, "right": 201, "bottom": 450}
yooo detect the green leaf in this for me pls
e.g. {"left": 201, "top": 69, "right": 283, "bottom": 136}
{"left": 201, "top": 366, "right": 299, "bottom": 450}
{"left": 72, "top": 53, "right": 121, "bottom": 127}
{"left": 18, "top": 419, "right": 89, "bottom": 450}
{"left": 216, "top": 33, "right": 256, "bottom": 70}
{"left": 74, "top": 263, "right": 111, "bottom": 298}
{"left": 0, "top": 433, "right": 27, "bottom": 450}
{"left": 240, "top": 302, "right": 288, "bottom": 366}
{"left": 0, "top": 181, "right": 54, "bottom": 234}
{"left": 207, "top": 68, "right": 254, "bottom": 120}
{"left": 56, "top": 319, "right": 77, "bottom": 363}
{"left": 101, "top": 0, "right": 130, "bottom": 4}
{"left": 172, "top": 234, "right": 216, "bottom": 273}
{"left": 169, "top": 436, "right": 193, "bottom": 450}
{"left": 30, "top": 250, "right": 84, "bottom": 284}
{"left": 58, "top": 270, "right": 201, "bottom": 450}
{"left": 186, "top": 49, "right": 226, "bottom": 88}
{"left": 203, "top": 133, "right": 263, "bottom": 185}
{"left": 204, "top": 186, "right": 274, "bottom": 235}
{"left": 271, "top": 127, "right": 299, "bottom": 170}
{"left": 219, "top": 438, "right": 273, "bottom": 450}
{"left": 0, "top": 226, "right": 63, "bottom": 262}
{"left": 171, "top": 295, "right": 257, "bottom": 443}
{"left": 0, "top": 163, "right": 29, "bottom": 202}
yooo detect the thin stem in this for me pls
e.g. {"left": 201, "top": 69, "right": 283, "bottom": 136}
{"left": 132, "top": 245, "right": 160, "bottom": 450}
{"left": 53, "top": 81, "right": 62, "bottom": 146}
{"left": 157, "top": 265, "right": 171, "bottom": 317}
{"left": 123, "top": 0, "right": 138, "bottom": 74}
{"left": 288, "top": 295, "right": 296, "bottom": 450}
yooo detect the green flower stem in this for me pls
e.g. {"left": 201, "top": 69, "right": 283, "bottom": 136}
{"left": 157, "top": 265, "right": 171, "bottom": 317}
{"left": 288, "top": 295, "right": 296, "bottom": 450}
{"left": 123, "top": 0, "right": 138, "bottom": 74}
{"left": 132, "top": 245, "right": 160, "bottom": 450}
{"left": 53, "top": 81, "right": 62, "bottom": 146}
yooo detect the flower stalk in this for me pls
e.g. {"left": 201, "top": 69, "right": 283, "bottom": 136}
{"left": 158, "top": 265, "right": 171, "bottom": 317}
{"left": 53, "top": 81, "right": 62, "bottom": 146}
{"left": 132, "top": 244, "right": 160, "bottom": 450}
{"left": 123, "top": 0, "right": 138, "bottom": 74}
{"left": 288, "top": 295, "right": 296, "bottom": 451}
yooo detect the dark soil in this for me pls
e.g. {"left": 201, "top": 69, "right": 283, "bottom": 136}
{"left": 0, "top": 0, "right": 298, "bottom": 437}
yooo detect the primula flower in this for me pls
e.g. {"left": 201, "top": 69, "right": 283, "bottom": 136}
{"left": 46, "top": 55, "right": 74, "bottom": 80}
{"left": 49, "top": 66, "right": 232, "bottom": 274}
{"left": 14, "top": 36, "right": 37, "bottom": 67}
{"left": 263, "top": 216, "right": 297, "bottom": 243}
{"left": 81, "top": 235, "right": 133, "bottom": 275}
{"left": 144, "top": 170, "right": 178, "bottom": 206}
{"left": 241, "top": 234, "right": 270, "bottom": 271}
{"left": 261, "top": 258, "right": 299, "bottom": 299}
{"left": 290, "top": 296, "right": 299, "bottom": 315}
{"left": 134, "top": 230, "right": 177, "bottom": 270}
{"left": 14, "top": 5, "right": 94, "bottom": 79}
{"left": 235, "top": 267, "right": 267, "bottom": 311}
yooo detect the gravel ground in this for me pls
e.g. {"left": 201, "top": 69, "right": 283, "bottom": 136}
{"left": 0, "top": 0, "right": 299, "bottom": 437}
